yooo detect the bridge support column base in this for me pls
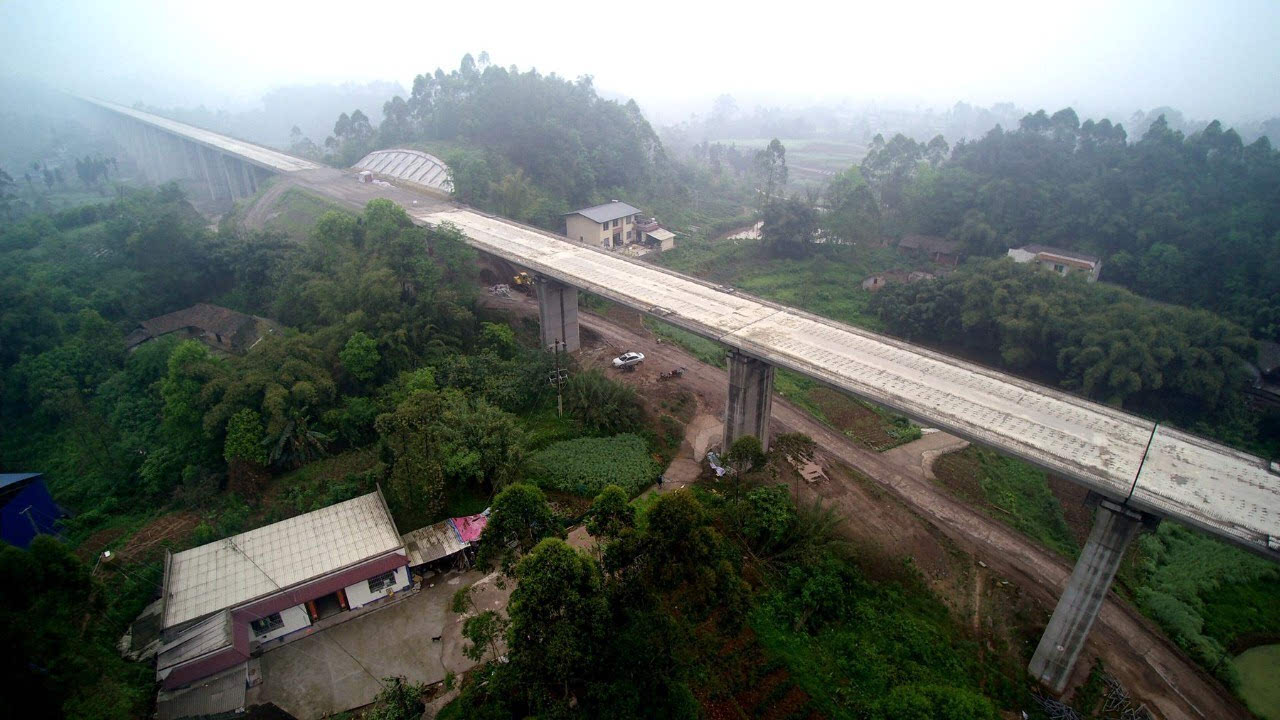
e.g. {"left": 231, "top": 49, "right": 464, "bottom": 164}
{"left": 1029, "top": 497, "right": 1159, "bottom": 693}
{"left": 723, "top": 350, "right": 774, "bottom": 452}
{"left": 536, "top": 279, "right": 579, "bottom": 352}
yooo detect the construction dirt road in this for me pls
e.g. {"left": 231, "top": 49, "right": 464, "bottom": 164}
{"left": 481, "top": 289, "right": 1251, "bottom": 720}
{"left": 250, "top": 177, "right": 1250, "bottom": 720}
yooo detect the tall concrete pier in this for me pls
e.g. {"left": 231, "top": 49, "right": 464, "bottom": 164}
{"left": 723, "top": 350, "right": 775, "bottom": 452}
{"left": 1029, "top": 497, "right": 1158, "bottom": 692}
{"left": 536, "top": 278, "right": 580, "bottom": 352}
{"left": 79, "top": 99, "right": 1280, "bottom": 706}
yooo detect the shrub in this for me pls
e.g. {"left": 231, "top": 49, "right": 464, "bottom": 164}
{"left": 562, "top": 369, "right": 644, "bottom": 435}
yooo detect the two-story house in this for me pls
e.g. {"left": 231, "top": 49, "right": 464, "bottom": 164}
{"left": 563, "top": 201, "right": 644, "bottom": 249}
{"left": 563, "top": 201, "right": 675, "bottom": 251}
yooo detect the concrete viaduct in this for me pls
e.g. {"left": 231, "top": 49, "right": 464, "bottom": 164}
{"left": 83, "top": 98, "right": 1280, "bottom": 697}
{"left": 84, "top": 98, "right": 321, "bottom": 203}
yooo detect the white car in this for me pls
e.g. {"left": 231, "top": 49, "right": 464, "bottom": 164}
{"left": 612, "top": 351, "right": 645, "bottom": 369}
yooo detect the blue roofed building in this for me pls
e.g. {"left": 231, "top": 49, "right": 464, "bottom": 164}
{"left": 1, "top": 473, "right": 68, "bottom": 548}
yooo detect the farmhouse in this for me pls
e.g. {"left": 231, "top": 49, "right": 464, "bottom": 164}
{"left": 898, "top": 234, "right": 962, "bottom": 265}
{"left": 125, "top": 303, "right": 280, "bottom": 354}
{"left": 155, "top": 491, "right": 410, "bottom": 695}
{"left": 564, "top": 201, "right": 675, "bottom": 251}
{"left": 1007, "top": 244, "right": 1102, "bottom": 282}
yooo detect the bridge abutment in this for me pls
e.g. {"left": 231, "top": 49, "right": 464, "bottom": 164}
{"left": 536, "top": 278, "right": 580, "bottom": 352}
{"left": 1029, "top": 496, "right": 1159, "bottom": 693}
{"left": 723, "top": 350, "right": 774, "bottom": 452}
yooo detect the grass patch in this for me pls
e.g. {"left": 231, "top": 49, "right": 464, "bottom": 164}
{"left": 748, "top": 556, "right": 1017, "bottom": 718}
{"left": 518, "top": 405, "right": 581, "bottom": 450}
{"left": 260, "top": 187, "right": 349, "bottom": 239}
{"left": 775, "top": 369, "right": 920, "bottom": 451}
{"left": 651, "top": 237, "right": 919, "bottom": 331}
{"left": 630, "top": 489, "right": 664, "bottom": 527}
{"left": 264, "top": 447, "right": 381, "bottom": 521}
{"left": 1233, "top": 644, "right": 1280, "bottom": 720}
{"left": 644, "top": 317, "right": 728, "bottom": 367}
{"left": 932, "top": 447, "right": 1078, "bottom": 558}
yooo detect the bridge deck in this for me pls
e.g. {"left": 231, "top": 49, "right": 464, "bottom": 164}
{"left": 422, "top": 208, "right": 1280, "bottom": 557}
{"left": 83, "top": 98, "right": 321, "bottom": 173}
{"left": 80, "top": 99, "right": 1280, "bottom": 558}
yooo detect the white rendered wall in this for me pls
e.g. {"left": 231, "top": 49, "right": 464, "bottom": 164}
{"left": 252, "top": 604, "right": 310, "bottom": 643}
{"left": 344, "top": 565, "right": 410, "bottom": 609}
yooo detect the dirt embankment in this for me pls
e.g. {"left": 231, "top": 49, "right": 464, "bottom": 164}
{"left": 481, "top": 290, "right": 1252, "bottom": 720}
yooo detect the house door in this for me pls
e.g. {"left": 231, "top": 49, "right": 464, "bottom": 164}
{"left": 308, "top": 591, "right": 346, "bottom": 621}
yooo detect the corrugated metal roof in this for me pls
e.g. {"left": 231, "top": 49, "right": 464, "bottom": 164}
{"left": 566, "top": 201, "right": 642, "bottom": 224}
{"left": 646, "top": 228, "right": 676, "bottom": 242}
{"left": 156, "top": 663, "right": 247, "bottom": 720}
{"left": 157, "top": 611, "right": 234, "bottom": 674}
{"left": 0, "top": 473, "right": 42, "bottom": 490}
{"left": 401, "top": 520, "right": 467, "bottom": 566}
{"left": 163, "top": 492, "right": 403, "bottom": 629}
{"left": 353, "top": 148, "right": 453, "bottom": 192}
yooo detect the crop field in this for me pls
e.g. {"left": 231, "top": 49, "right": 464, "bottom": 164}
{"left": 710, "top": 137, "right": 869, "bottom": 188}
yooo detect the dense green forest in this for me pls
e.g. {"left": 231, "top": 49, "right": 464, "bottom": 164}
{"left": 652, "top": 111, "right": 1280, "bottom": 702}
{"left": 0, "top": 187, "right": 569, "bottom": 716}
{"left": 300, "top": 53, "right": 752, "bottom": 231}
{"left": 445, "top": 452, "right": 1026, "bottom": 720}
{"left": 2, "top": 186, "right": 1038, "bottom": 719}
{"left": 4, "top": 72, "right": 1279, "bottom": 718}
{"left": 853, "top": 110, "right": 1280, "bottom": 341}
{"left": 870, "top": 258, "right": 1277, "bottom": 456}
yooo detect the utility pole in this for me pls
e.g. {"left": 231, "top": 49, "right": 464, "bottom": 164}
{"left": 548, "top": 339, "right": 568, "bottom": 417}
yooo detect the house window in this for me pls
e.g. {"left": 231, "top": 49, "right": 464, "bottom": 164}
{"left": 602, "top": 222, "right": 609, "bottom": 231}
{"left": 625, "top": 215, "right": 631, "bottom": 224}
{"left": 626, "top": 230, "right": 633, "bottom": 239}
{"left": 612, "top": 219, "right": 620, "bottom": 228}
{"left": 1053, "top": 263, "right": 1065, "bottom": 274}
{"left": 250, "top": 612, "right": 285, "bottom": 636}
{"left": 368, "top": 570, "right": 397, "bottom": 593}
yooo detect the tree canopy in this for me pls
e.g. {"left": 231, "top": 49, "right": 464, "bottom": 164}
{"left": 875, "top": 111, "right": 1280, "bottom": 341}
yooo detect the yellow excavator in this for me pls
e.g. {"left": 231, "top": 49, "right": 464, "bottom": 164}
{"left": 512, "top": 272, "right": 537, "bottom": 296}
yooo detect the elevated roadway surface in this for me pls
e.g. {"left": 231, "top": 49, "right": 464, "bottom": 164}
{"left": 82, "top": 99, "right": 1280, "bottom": 560}
{"left": 415, "top": 208, "right": 1280, "bottom": 559}
{"left": 82, "top": 97, "right": 322, "bottom": 174}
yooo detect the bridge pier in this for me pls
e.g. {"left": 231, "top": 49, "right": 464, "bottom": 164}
{"left": 1029, "top": 496, "right": 1159, "bottom": 693}
{"left": 536, "top": 278, "right": 579, "bottom": 352}
{"left": 723, "top": 350, "right": 774, "bottom": 452}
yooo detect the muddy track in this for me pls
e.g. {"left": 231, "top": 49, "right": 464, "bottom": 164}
{"left": 252, "top": 179, "right": 1248, "bottom": 718}
{"left": 241, "top": 177, "right": 294, "bottom": 230}
{"left": 482, "top": 291, "right": 1250, "bottom": 720}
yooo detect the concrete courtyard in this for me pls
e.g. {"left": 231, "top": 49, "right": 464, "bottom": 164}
{"left": 247, "top": 567, "right": 511, "bottom": 719}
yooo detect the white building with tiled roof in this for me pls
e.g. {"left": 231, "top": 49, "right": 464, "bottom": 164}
{"left": 1008, "top": 244, "right": 1102, "bottom": 282}
{"left": 564, "top": 201, "right": 644, "bottom": 249}
{"left": 156, "top": 490, "right": 409, "bottom": 692}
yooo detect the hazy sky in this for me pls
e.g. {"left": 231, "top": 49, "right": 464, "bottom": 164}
{"left": 2, "top": 0, "right": 1278, "bottom": 124}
